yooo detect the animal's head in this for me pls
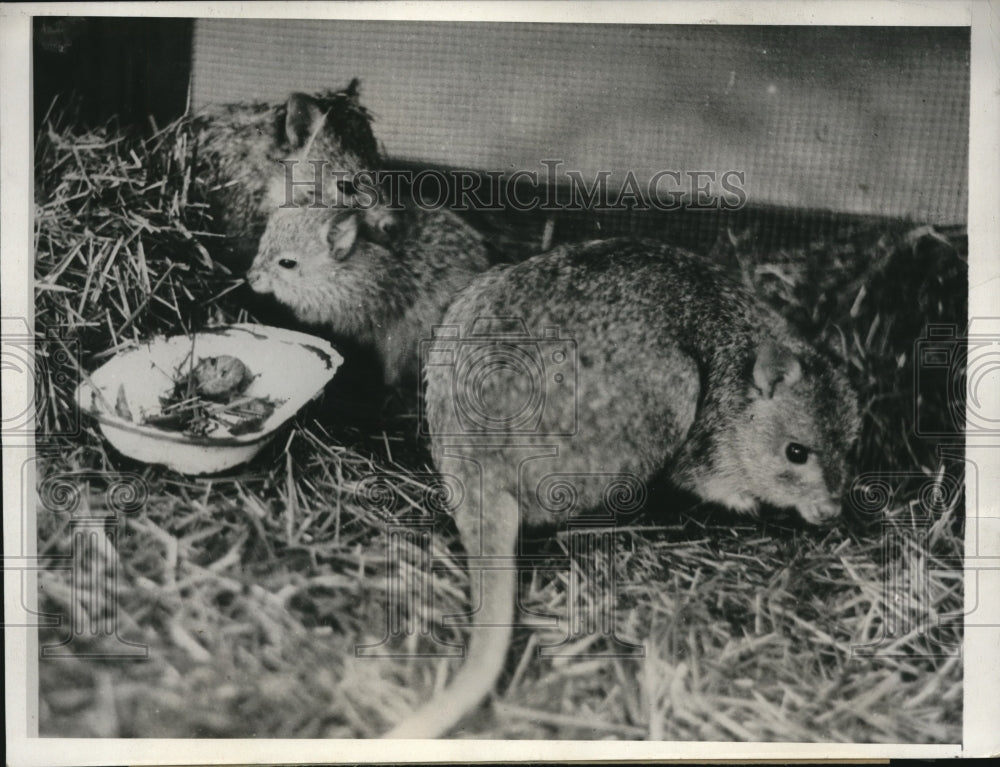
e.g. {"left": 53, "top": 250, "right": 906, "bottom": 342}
{"left": 266, "top": 81, "right": 399, "bottom": 241}
{"left": 276, "top": 79, "right": 380, "bottom": 177}
{"left": 732, "top": 339, "right": 861, "bottom": 526}
{"left": 246, "top": 205, "right": 405, "bottom": 334}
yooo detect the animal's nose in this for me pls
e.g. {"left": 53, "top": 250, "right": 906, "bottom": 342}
{"left": 801, "top": 499, "right": 842, "bottom": 526}
{"left": 245, "top": 269, "right": 269, "bottom": 292}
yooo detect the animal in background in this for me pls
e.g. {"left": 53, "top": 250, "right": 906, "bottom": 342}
{"left": 247, "top": 199, "right": 489, "bottom": 386}
{"left": 191, "top": 79, "right": 381, "bottom": 270}
{"left": 243, "top": 86, "right": 491, "bottom": 385}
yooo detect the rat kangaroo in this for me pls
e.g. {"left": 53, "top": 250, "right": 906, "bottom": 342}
{"left": 385, "top": 238, "right": 861, "bottom": 738}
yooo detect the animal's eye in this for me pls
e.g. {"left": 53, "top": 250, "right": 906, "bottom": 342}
{"left": 278, "top": 258, "right": 297, "bottom": 269}
{"left": 338, "top": 178, "right": 358, "bottom": 196}
{"left": 785, "top": 443, "right": 810, "bottom": 464}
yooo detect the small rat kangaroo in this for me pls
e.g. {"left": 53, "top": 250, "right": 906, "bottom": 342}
{"left": 384, "top": 238, "right": 861, "bottom": 738}
{"left": 248, "top": 203, "right": 489, "bottom": 385}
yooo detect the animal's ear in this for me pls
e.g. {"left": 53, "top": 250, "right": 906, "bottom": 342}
{"left": 285, "top": 92, "right": 326, "bottom": 150}
{"left": 343, "top": 78, "right": 362, "bottom": 101}
{"left": 752, "top": 340, "right": 802, "bottom": 398}
{"left": 326, "top": 213, "right": 360, "bottom": 260}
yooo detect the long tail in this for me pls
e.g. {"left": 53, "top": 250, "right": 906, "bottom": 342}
{"left": 383, "top": 489, "right": 520, "bottom": 739}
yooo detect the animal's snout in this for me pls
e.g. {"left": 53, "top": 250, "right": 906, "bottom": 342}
{"left": 800, "top": 499, "right": 842, "bottom": 527}
{"left": 245, "top": 268, "right": 270, "bottom": 293}
{"left": 378, "top": 215, "right": 399, "bottom": 238}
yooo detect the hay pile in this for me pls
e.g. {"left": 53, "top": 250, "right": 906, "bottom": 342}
{"left": 34, "top": 111, "right": 964, "bottom": 742}
{"left": 34, "top": 111, "right": 245, "bottom": 437}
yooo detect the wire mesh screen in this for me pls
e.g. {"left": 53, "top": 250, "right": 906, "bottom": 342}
{"left": 191, "top": 21, "right": 968, "bottom": 225}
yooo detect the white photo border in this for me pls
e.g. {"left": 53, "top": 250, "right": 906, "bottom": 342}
{"left": 3, "top": 1, "right": 998, "bottom": 764}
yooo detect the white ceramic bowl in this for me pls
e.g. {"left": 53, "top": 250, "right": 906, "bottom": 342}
{"left": 75, "top": 324, "right": 342, "bottom": 475}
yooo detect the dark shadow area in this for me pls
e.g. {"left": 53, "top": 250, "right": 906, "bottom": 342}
{"left": 34, "top": 17, "right": 193, "bottom": 134}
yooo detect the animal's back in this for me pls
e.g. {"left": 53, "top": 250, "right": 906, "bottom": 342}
{"left": 431, "top": 238, "right": 858, "bottom": 519}
{"left": 191, "top": 101, "right": 282, "bottom": 265}
{"left": 426, "top": 239, "right": 714, "bottom": 527}
{"left": 381, "top": 202, "right": 492, "bottom": 383}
